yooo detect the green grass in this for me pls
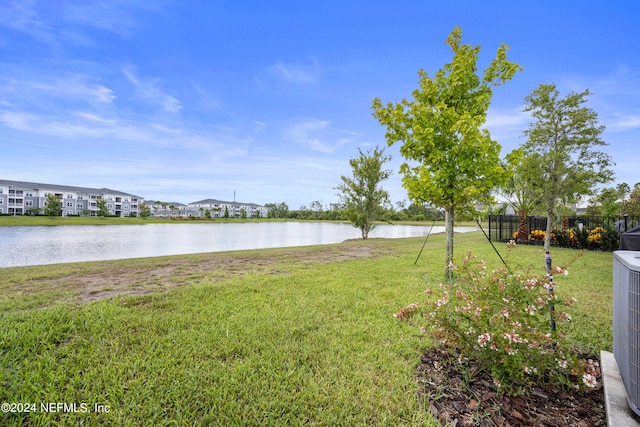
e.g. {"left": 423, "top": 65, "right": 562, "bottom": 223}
{"left": 0, "top": 233, "right": 613, "bottom": 425}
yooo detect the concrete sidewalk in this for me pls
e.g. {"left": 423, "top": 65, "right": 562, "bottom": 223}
{"left": 601, "top": 350, "right": 640, "bottom": 426}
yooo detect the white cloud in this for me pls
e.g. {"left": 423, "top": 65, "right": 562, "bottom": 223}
{"left": 285, "top": 119, "right": 333, "bottom": 153}
{"left": 1, "top": 74, "right": 116, "bottom": 104}
{"left": 191, "top": 81, "right": 221, "bottom": 110}
{"left": 123, "top": 68, "right": 182, "bottom": 113}
{"left": 285, "top": 119, "right": 359, "bottom": 154}
{"left": 484, "top": 107, "right": 530, "bottom": 148}
{"left": 606, "top": 115, "right": 640, "bottom": 131}
{"left": 0, "top": 0, "right": 58, "bottom": 47}
{"left": 265, "top": 58, "right": 321, "bottom": 84}
{"left": 0, "top": 0, "right": 157, "bottom": 48}
{"left": 62, "top": 1, "right": 143, "bottom": 38}
{"left": 253, "top": 120, "right": 268, "bottom": 132}
{"left": 0, "top": 109, "right": 237, "bottom": 152}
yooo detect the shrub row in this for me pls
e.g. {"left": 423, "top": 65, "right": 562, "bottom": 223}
{"left": 515, "top": 226, "right": 620, "bottom": 251}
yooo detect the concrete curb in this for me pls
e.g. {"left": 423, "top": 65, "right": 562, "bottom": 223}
{"left": 601, "top": 350, "right": 640, "bottom": 426}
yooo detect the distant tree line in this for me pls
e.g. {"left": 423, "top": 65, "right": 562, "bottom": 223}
{"left": 265, "top": 200, "right": 449, "bottom": 223}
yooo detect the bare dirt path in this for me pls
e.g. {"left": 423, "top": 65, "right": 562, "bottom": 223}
{"left": 22, "top": 241, "right": 392, "bottom": 303}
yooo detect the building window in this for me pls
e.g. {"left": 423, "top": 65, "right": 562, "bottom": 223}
{"left": 67, "top": 194, "right": 74, "bottom": 199}
{"left": 25, "top": 200, "right": 33, "bottom": 206}
{"left": 77, "top": 203, "right": 83, "bottom": 208}
{"left": 67, "top": 202, "right": 74, "bottom": 207}
{"left": 66, "top": 210, "right": 74, "bottom": 216}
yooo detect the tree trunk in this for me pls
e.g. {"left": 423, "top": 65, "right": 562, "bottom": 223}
{"left": 517, "top": 209, "right": 529, "bottom": 243}
{"left": 445, "top": 206, "right": 455, "bottom": 280}
{"left": 544, "top": 209, "right": 553, "bottom": 253}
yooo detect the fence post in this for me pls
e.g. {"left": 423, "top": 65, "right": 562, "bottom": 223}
{"left": 488, "top": 214, "right": 492, "bottom": 241}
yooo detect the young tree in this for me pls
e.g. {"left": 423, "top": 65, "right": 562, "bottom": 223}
{"left": 310, "top": 200, "right": 323, "bottom": 219}
{"left": 265, "top": 202, "right": 289, "bottom": 218}
{"left": 501, "top": 149, "right": 543, "bottom": 242}
{"left": 96, "top": 198, "right": 110, "bottom": 217}
{"left": 622, "top": 183, "right": 640, "bottom": 218}
{"left": 520, "top": 83, "right": 613, "bottom": 253}
{"left": 335, "top": 146, "right": 392, "bottom": 239}
{"left": 139, "top": 202, "right": 151, "bottom": 218}
{"left": 44, "top": 193, "right": 62, "bottom": 216}
{"left": 372, "top": 26, "right": 521, "bottom": 273}
{"left": 587, "top": 183, "right": 629, "bottom": 217}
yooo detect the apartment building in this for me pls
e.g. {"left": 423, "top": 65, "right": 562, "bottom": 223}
{"left": 189, "top": 199, "right": 268, "bottom": 219}
{"left": 0, "top": 179, "right": 142, "bottom": 217}
{"left": 145, "top": 200, "right": 191, "bottom": 218}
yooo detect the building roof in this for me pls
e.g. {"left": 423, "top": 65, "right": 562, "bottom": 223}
{"left": 145, "top": 200, "right": 188, "bottom": 207}
{"left": 0, "top": 179, "right": 143, "bottom": 199}
{"left": 190, "top": 198, "right": 265, "bottom": 208}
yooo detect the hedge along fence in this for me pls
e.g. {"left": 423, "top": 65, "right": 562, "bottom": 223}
{"left": 488, "top": 215, "right": 640, "bottom": 251}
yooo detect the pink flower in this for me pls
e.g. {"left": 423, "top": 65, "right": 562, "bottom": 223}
{"left": 477, "top": 333, "right": 491, "bottom": 348}
{"left": 583, "top": 373, "right": 598, "bottom": 388}
{"left": 435, "top": 295, "right": 448, "bottom": 308}
{"left": 523, "top": 278, "right": 537, "bottom": 290}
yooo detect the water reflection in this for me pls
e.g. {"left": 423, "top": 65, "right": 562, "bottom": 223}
{"left": 0, "top": 222, "right": 476, "bottom": 267}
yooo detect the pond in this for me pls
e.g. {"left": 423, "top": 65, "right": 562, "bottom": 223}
{"left": 0, "top": 222, "right": 476, "bottom": 268}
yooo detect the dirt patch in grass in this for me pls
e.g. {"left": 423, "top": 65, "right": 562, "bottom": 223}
{"left": 24, "top": 240, "right": 392, "bottom": 303}
{"left": 419, "top": 347, "right": 606, "bottom": 426}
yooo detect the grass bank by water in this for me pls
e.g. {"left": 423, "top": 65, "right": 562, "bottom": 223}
{"left": 0, "top": 232, "right": 613, "bottom": 426}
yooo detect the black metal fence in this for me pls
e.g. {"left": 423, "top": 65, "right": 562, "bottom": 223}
{"left": 488, "top": 215, "right": 640, "bottom": 245}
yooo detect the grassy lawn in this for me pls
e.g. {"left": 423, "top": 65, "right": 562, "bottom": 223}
{"left": 0, "top": 232, "right": 613, "bottom": 426}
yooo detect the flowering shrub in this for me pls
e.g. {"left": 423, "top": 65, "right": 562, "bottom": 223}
{"left": 552, "top": 227, "right": 578, "bottom": 248}
{"left": 520, "top": 225, "right": 620, "bottom": 251}
{"left": 587, "top": 227, "right": 606, "bottom": 248}
{"left": 529, "top": 229, "right": 546, "bottom": 241}
{"left": 395, "top": 245, "right": 598, "bottom": 395}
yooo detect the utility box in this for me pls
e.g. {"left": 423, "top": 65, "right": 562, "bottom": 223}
{"left": 613, "top": 250, "right": 640, "bottom": 417}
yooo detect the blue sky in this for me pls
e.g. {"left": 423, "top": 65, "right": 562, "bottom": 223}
{"left": 1, "top": 1, "right": 638, "bottom": 209}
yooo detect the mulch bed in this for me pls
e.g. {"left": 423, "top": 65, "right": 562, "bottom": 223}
{"left": 417, "top": 347, "right": 606, "bottom": 426}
